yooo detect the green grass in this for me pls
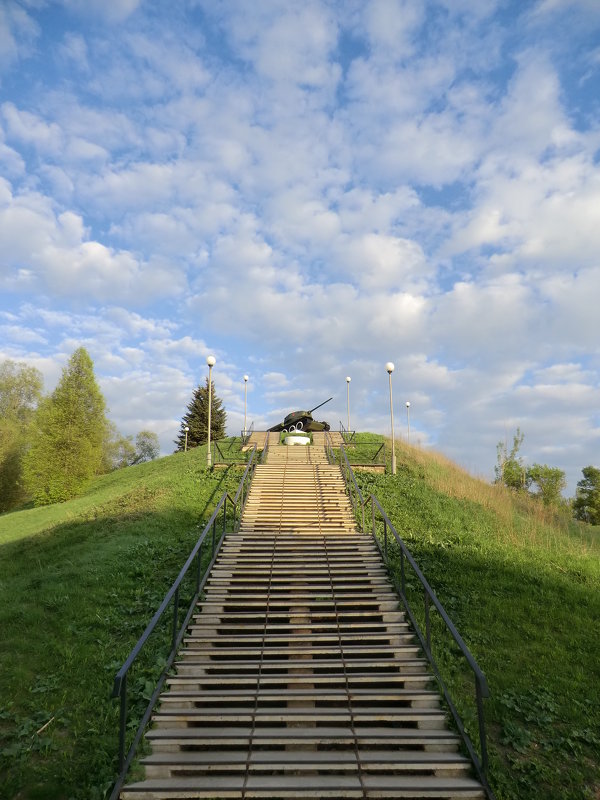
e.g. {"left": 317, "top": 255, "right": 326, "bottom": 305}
{"left": 1, "top": 436, "right": 599, "bottom": 799}
{"left": 354, "top": 440, "right": 600, "bottom": 800}
{"left": 0, "top": 445, "right": 241, "bottom": 800}
{"left": 336, "top": 431, "right": 386, "bottom": 464}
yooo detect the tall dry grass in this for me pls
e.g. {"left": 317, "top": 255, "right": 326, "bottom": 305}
{"left": 391, "top": 437, "right": 599, "bottom": 560}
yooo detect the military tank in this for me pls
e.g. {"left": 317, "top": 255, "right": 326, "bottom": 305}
{"left": 268, "top": 397, "right": 333, "bottom": 433}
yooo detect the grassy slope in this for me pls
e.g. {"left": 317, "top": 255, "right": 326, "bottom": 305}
{"left": 352, "top": 437, "right": 600, "bottom": 800}
{"left": 1, "top": 437, "right": 598, "bottom": 799}
{"left": 0, "top": 446, "right": 241, "bottom": 800}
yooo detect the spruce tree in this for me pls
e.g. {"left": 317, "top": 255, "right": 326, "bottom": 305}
{"left": 175, "top": 378, "right": 226, "bottom": 451}
{"left": 23, "top": 347, "right": 108, "bottom": 505}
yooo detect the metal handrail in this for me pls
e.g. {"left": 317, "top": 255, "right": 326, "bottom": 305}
{"left": 211, "top": 437, "right": 248, "bottom": 464}
{"left": 339, "top": 421, "right": 356, "bottom": 444}
{"left": 324, "top": 431, "right": 336, "bottom": 464}
{"left": 337, "top": 444, "right": 494, "bottom": 797}
{"left": 260, "top": 431, "right": 270, "bottom": 463}
{"left": 241, "top": 421, "right": 254, "bottom": 446}
{"left": 338, "top": 444, "right": 366, "bottom": 532}
{"left": 109, "top": 445, "right": 259, "bottom": 799}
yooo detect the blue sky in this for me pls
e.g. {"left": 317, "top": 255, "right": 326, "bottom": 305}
{"left": 1, "top": 0, "right": 599, "bottom": 493}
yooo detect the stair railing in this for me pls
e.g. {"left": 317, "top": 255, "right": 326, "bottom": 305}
{"left": 337, "top": 443, "right": 494, "bottom": 799}
{"left": 109, "top": 444, "right": 259, "bottom": 799}
{"left": 241, "top": 420, "right": 254, "bottom": 446}
{"left": 339, "top": 421, "right": 356, "bottom": 443}
{"left": 260, "top": 431, "right": 271, "bottom": 463}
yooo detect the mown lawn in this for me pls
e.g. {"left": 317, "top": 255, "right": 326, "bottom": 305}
{"left": 354, "top": 442, "right": 600, "bottom": 800}
{"left": 0, "top": 446, "right": 241, "bottom": 800}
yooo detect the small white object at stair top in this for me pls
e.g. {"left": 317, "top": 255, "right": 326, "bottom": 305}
{"left": 283, "top": 435, "right": 310, "bottom": 446}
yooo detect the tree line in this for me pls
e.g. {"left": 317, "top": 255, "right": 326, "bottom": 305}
{"left": 0, "top": 349, "right": 159, "bottom": 511}
{"left": 495, "top": 428, "right": 600, "bottom": 524}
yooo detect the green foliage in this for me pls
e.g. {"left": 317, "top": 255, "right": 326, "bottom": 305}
{"left": 175, "top": 377, "right": 227, "bottom": 451}
{"left": 22, "top": 348, "right": 109, "bottom": 505}
{"left": 133, "top": 431, "right": 160, "bottom": 464}
{"left": 0, "top": 360, "right": 43, "bottom": 512}
{"left": 101, "top": 422, "right": 137, "bottom": 472}
{"left": 101, "top": 428, "right": 159, "bottom": 470}
{"left": 573, "top": 466, "right": 600, "bottom": 525}
{"left": 495, "top": 431, "right": 567, "bottom": 507}
{"left": 495, "top": 428, "right": 526, "bottom": 490}
{"left": 0, "top": 360, "right": 43, "bottom": 421}
{"left": 526, "top": 463, "right": 566, "bottom": 507}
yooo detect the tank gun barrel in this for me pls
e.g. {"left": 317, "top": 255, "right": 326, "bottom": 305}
{"left": 309, "top": 397, "right": 333, "bottom": 414}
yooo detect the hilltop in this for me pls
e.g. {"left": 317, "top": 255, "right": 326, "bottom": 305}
{"left": 0, "top": 438, "right": 598, "bottom": 800}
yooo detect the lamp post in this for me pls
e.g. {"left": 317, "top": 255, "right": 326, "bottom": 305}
{"left": 405, "top": 401, "right": 411, "bottom": 444}
{"left": 385, "top": 362, "right": 396, "bottom": 475}
{"left": 184, "top": 426, "right": 189, "bottom": 452}
{"left": 243, "top": 375, "right": 249, "bottom": 437}
{"left": 206, "top": 355, "right": 216, "bottom": 467}
{"left": 346, "top": 376, "right": 351, "bottom": 435}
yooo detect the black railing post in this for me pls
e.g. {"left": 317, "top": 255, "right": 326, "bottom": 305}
{"left": 171, "top": 587, "right": 179, "bottom": 654}
{"left": 476, "top": 677, "right": 489, "bottom": 774}
{"left": 425, "top": 591, "right": 431, "bottom": 652}
{"left": 196, "top": 542, "right": 203, "bottom": 593}
{"left": 384, "top": 518, "right": 388, "bottom": 561}
{"left": 371, "top": 497, "right": 376, "bottom": 541}
{"left": 211, "top": 517, "right": 216, "bottom": 557}
{"left": 401, "top": 550, "right": 406, "bottom": 594}
{"left": 118, "top": 674, "right": 127, "bottom": 774}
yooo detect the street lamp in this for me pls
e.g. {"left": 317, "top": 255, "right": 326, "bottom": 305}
{"left": 346, "top": 376, "right": 351, "bottom": 436}
{"left": 184, "top": 426, "right": 189, "bottom": 452}
{"left": 405, "top": 401, "right": 411, "bottom": 444}
{"left": 385, "top": 362, "right": 396, "bottom": 475}
{"left": 206, "top": 355, "right": 216, "bottom": 467}
{"left": 243, "top": 375, "right": 249, "bottom": 437}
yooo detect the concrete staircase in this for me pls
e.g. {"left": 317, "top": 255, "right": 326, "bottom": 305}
{"left": 120, "top": 441, "right": 485, "bottom": 799}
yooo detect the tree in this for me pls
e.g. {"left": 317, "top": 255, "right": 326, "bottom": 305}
{"left": 175, "top": 378, "right": 227, "bottom": 451}
{"left": 573, "top": 466, "right": 600, "bottom": 525}
{"left": 495, "top": 428, "right": 526, "bottom": 490}
{"left": 0, "top": 360, "right": 43, "bottom": 511}
{"left": 102, "top": 427, "right": 160, "bottom": 470}
{"left": 526, "top": 463, "right": 566, "bottom": 507}
{"left": 23, "top": 348, "right": 109, "bottom": 505}
{"left": 133, "top": 431, "right": 160, "bottom": 463}
{"left": 0, "top": 360, "right": 43, "bottom": 421}
{"left": 101, "top": 422, "right": 137, "bottom": 471}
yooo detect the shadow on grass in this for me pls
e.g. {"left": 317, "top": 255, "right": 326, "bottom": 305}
{"left": 0, "top": 468, "right": 242, "bottom": 800}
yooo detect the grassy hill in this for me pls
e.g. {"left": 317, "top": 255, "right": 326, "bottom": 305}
{"left": 0, "top": 438, "right": 598, "bottom": 799}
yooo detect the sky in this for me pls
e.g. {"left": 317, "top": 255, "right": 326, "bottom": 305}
{"left": 1, "top": 0, "right": 599, "bottom": 494}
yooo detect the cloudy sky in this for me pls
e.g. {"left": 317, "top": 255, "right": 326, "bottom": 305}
{"left": 1, "top": 0, "right": 599, "bottom": 493}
